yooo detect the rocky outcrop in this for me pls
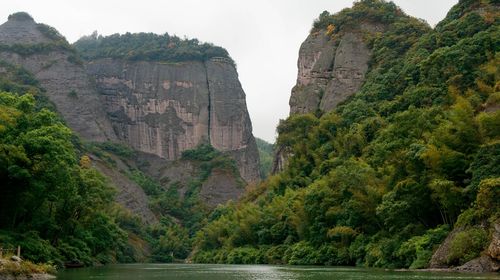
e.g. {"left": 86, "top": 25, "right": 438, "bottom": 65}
{"left": 488, "top": 223, "right": 500, "bottom": 262}
{"left": 271, "top": 146, "right": 291, "bottom": 174}
{"left": 275, "top": 22, "right": 386, "bottom": 174}
{"left": 0, "top": 14, "right": 159, "bottom": 222}
{"left": 289, "top": 23, "right": 384, "bottom": 115}
{"left": 455, "top": 255, "right": 499, "bottom": 273}
{"left": 430, "top": 223, "right": 500, "bottom": 273}
{"left": 135, "top": 152, "right": 245, "bottom": 208}
{"left": 429, "top": 227, "right": 462, "bottom": 268}
{"left": 0, "top": 13, "right": 52, "bottom": 45}
{"left": 0, "top": 15, "right": 116, "bottom": 142}
{"left": 200, "top": 169, "right": 243, "bottom": 207}
{"left": 92, "top": 154, "right": 157, "bottom": 224}
{"left": 85, "top": 57, "right": 260, "bottom": 184}
{"left": 0, "top": 13, "right": 259, "bottom": 220}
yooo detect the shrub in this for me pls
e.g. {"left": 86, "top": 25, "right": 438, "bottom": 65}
{"left": 264, "top": 245, "right": 287, "bottom": 264}
{"left": 8, "top": 12, "right": 33, "bottom": 21}
{"left": 73, "top": 32, "right": 233, "bottom": 63}
{"left": 226, "top": 247, "right": 265, "bottom": 264}
{"left": 283, "top": 241, "right": 319, "bottom": 265}
{"left": 447, "top": 227, "right": 488, "bottom": 265}
{"left": 395, "top": 225, "right": 449, "bottom": 268}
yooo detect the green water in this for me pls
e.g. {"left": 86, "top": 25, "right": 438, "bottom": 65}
{"left": 56, "top": 264, "right": 500, "bottom": 280}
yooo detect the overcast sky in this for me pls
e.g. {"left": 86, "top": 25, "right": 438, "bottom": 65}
{"left": 2, "top": 0, "right": 458, "bottom": 143}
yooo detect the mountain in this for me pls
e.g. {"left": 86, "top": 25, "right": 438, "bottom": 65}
{"left": 194, "top": 0, "right": 499, "bottom": 272}
{"left": 73, "top": 32, "right": 260, "bottom": 184}
{"left": 0, "top": 12, "right": 260, "bottom": 264}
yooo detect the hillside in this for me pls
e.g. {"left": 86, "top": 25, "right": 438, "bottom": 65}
{"left": 0, "top": 12, "right": 260, "bottom": 265}
{"left": 0, "top": 77, "right": 129, "bottom": 266}
{"left": 255, "top": 137, "right": 274, "bottom": 179}
{"left": 193, "top": 0, "right": 500, "bottom": 271}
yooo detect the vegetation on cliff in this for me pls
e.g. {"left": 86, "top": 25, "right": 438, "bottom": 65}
{"left": 0, "top": 12, "right": 81, "bottom": 64}
{"left": 73, "top": 32, "right": 232, "bottom": 63}
{"left": 193, "top": 0, "right": 500, "bottom": 268}
{"left": 89, "top": 142, "right": 244, "bottom": 263}
{"left": 255, "top": 138, "right": 274, "bottom": 179}
{"left": 0, "top": 69, "right": 131, "bottom": 267}
{"left": 0, "top": 12, "right": 247, "bottom": 267}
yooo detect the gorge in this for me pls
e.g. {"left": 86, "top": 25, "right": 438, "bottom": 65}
{"left": 0, "top": 0, "right": 499, "bottom": 276}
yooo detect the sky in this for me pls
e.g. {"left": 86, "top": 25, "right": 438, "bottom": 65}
{"left": 1, "top": 0, "right": 458, "bottom": 143}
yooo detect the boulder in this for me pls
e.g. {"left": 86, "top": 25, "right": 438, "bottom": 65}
{"left": 454, "top": 255, "right": 500, "bottom": 273}
{"left": 488, "top": 223, "right": 500, "bottom": 261}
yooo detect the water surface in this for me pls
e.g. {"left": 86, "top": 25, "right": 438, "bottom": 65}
{"left": 56, "top": 264, "right": 500, "bottom": 280}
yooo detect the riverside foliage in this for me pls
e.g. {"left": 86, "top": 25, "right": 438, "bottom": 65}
{"left": 192, "top": 0, "right": 500, "bottom": 268}
{"left": 0, "top": 92, "right": 129, "bottom": 266}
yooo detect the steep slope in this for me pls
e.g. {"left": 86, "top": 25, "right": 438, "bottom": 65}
{"left": 0, "top": 13, "right": 115, "bottom": 142}
{"left": 0, "top": 13, "right": 260, "bottom": 224}
{"left": 0, "top": 84, "right": 131, "bottom": 265}
{"left": 0, "top": 12, "right": 262, "bottom": 263}
{"left": 83, "top": 56, "right": 259, "bottom": 184}
{"left": 290, "top": 22, "right": 384, "bottom": 114}
{"left": 194, "top": 0, "right": 499, "bottom": 271}
{"left": 0, "top": 13, "right": 157, "bottom": 223}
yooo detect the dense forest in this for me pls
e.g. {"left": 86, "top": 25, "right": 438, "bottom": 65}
{"left": 0, "top": 58, "right": 244, "bottom": 266}
{"left": 192, "top": 0, "right": 500, "bottom": 269}
{"left": 0, "top": 0, "right": 498, "bottom": 272}
{"left": 0, "top": 64, "right": 129, "bottom": 266}
{"left": 255, "top": 138, "right": 274, "bottom": 179}
{"left": 73, "top": 32, "right": 232, "bottom": 63}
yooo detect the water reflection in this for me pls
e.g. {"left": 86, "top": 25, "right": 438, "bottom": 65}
{"left": 56, "top": 264, "right": 500, "bottom": 280}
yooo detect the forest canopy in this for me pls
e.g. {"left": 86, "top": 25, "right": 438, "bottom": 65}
{"left": 73, "top": 32, "right": 233, "bottom": 63}
{"left": 193, "top": 0, "right": 500, "bottom": 268}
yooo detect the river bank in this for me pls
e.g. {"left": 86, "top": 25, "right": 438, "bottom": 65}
{"left": 0, "top": 256, "right": 55, "bottom": 280}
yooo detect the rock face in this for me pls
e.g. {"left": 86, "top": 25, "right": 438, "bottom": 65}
{"left": 0, "top": 14, "right": 157, "bottom": 222}
{"left": 85, "top": 57, "right": 260, "bottom": 184}
{"left": 430, "top": 223, "right": 500, "bottom": 273}
{"left": 455, "top": 255, "right": 499, "bottom": 273}
{"left": 0, "top": 14, "right": 51, "bottom": 44}
{"left": 0, "top": 16, "right": 116, "bottom": 142}
{"left": 134, "top": 152, "right": 245, "bottom": 208}
{"left": 271, "top": 146, "right": 291, "bottom": 174}
{"left": 274, "top": 23, "right": 382, "bottom": 174}
{"left": 429, "top": 227, "right": 462, "bottom": 268}
{"left": 488, "top": 223, "right": 500, "bottom": 261}
{"left": 0, "top": 13, "right": 260, "bottom": 220}
{"left": 289, "top": 23, "right": 384, "bottom": 115}
{"left": 200, "top": 169, "right": 243, "bottom": 207}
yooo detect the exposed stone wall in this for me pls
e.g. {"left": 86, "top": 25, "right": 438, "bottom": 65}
{"left": 0, "top": 17, "right": 158, "bottom": 221}
{"left": 0, "top": 16, "right": 52, "bottom": 44}
{"left": 289, "top": 23, "right": 385, "bottom": 115}
{"left": 0, "top": 18, "right": 116, "bottom": 142}
{"left": 0, "top": 14, "right": 260, "bottom": 219}
{"left": 85, "top": 58, "right": 260, "bottom": 183}
{"left": 277, "top": 23, "right": 385, "bottom": 174}
{"left": 85, "top": 59, "right": 210, "bottom": 159}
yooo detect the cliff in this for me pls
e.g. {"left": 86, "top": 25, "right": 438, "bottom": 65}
{"left": 274, "top": 9, "right": 391, "bottom": 173}
{"left": 0, "top": 13, "right": 260, "bottom": 224}
{"left": 290, "top": 20, "right": 388, "bottom": 115}
{"left": 257, "top": 0, "right": 499, "bottom": 272}
{"left": 0, "top": 13, "right": 115, "bottom": 142}
{"left": 0, "top": 13, "right": 159, "bottom": 223}
{"left": 83, "top": 57, "right": 259, "bottom": 184}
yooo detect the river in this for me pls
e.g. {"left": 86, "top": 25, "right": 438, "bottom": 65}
{"left": 56, "top": 264, "right": 500, "bottom": 279}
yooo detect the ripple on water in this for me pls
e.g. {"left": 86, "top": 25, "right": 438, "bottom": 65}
{"left": 56, "top": 264, "right": 500, "bottom": 280}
